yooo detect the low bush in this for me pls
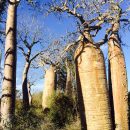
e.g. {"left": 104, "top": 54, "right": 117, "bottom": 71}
{"left": 48, "top": 93, "right": 75, "bottom": 128}
{"left": 12, "top": 92, "right": 80, "bottom": 130}
{"left": 13, "top": 107, "right": 43, "bottom": 130}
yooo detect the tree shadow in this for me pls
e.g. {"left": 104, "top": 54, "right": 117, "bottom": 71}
{"left": 22, "top": 77, "right": 29, "bottom": 110}
{"left": 108, "top": 60, "right": 115, "bottom": 129}
{"left": 75, "top": 42, "right": 87, "bottom": 130}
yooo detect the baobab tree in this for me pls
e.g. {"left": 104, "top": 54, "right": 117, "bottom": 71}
{"left": 42, "top": 65, "right": 56, "bottom": 111}
{"left": 1, "top": 0, "right": 19, "bottom": 129}
{"left": 37, "top": 40, "right": 64, "bottom": 110}
{"left": 107, "top": 2, "right": 130, "bottom": 130}
{"left": 18, "top": 21, "right": 43, "bottom": 110}
{"left": 37, "top": 40, "right": 72, "bottom": 110}
{"left": 45, "top": 0, "right": 114, "bottom": 129}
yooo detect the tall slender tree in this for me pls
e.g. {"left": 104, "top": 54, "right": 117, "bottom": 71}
{"left": 18, "top": 31, "right": 42, "bottom": 110}
{"left": 17, "top": 18, "right": 45, "bottom": 110}
{"left": 108, "top": 3, "right": 129, "bottom": 130}
{"left": 1, "top": 0, "right": 19, "bottom": 129}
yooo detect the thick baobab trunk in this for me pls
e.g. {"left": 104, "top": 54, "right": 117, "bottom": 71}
{"left": 75, "top": 42, "right": 112, "bottom": 130}
{"left": 27, "top": 81, "right": 32, "bottom": 106}
{"left": 42, "top": 65, "right": 56, "bottom": 111}
{"left": 108, "top": 30, "right": 129, "bottom": 130}
{"left": 22, "top": 62, "right": 30, "bottom": 110}
{"left": 65, "top": 59, "right": 72, "bottom": 96}
{"left": 1, "top": 0, "right": 17, "bottom": 128}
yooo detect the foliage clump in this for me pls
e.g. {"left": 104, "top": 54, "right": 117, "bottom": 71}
{"left": 48, "top": 93, "right": 75, "bottom": 128}
{"left": 11, "top": 92, "right": 80, "bottom": 130}
{"left": 13, "top": 107, "right": 43, "bottom": 130}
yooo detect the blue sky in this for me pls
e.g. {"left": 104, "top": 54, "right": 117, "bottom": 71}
{"left": 14, "top": 0, "right": 130, "bottom": 93}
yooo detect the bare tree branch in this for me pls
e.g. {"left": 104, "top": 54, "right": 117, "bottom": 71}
{"left": 30, "top": 51, "right": 42, "bottom": 63}
{"left": 96, "top": 27, "right": 112, "bottom": 47}
{"left": 17, "top": 46, "right": 27, "bottom": 57}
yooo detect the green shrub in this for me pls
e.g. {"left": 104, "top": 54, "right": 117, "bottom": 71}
{"left": 40, "top": 117, "right": 81, "bottom": 130}
{"left": 64, "top": 117, "right": 81, "bottom": 130}
{"left": 32, "top": 92, "right": 43, "bottom": 108}
{"left": 14, "top": 92, "right": 44, "bottom": 130}
{"left": 13, "top": 107, "right": 43, "bottom": 130}
{"left": 48, "top": 93, "right": 74, "bottom": 128}
{"left": 13, "top": 92, "right": 79, "bottom": 130}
